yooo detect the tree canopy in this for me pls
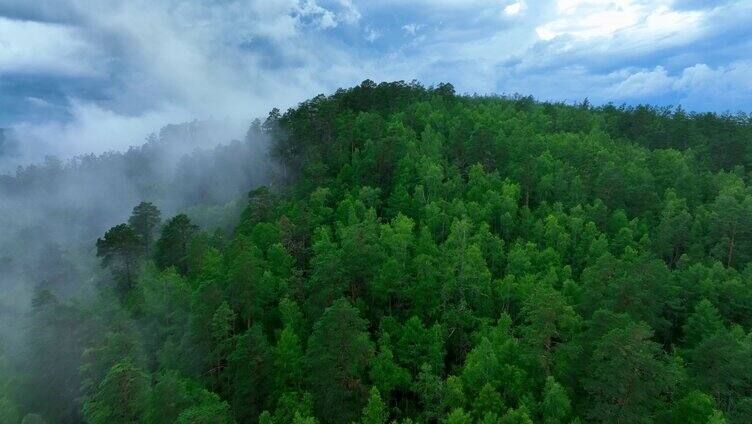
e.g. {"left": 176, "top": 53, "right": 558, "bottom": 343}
{"left": 5, "top": 80, "right": 752, "bottom": 423}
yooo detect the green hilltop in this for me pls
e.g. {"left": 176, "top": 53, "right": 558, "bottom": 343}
{"left": 4, "top": 80, "right": 752, "bottom": 424}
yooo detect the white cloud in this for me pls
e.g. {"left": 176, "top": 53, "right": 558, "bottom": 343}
{"left": 0, "top": 17, "right": 101, "bottom": 76}
{"left": 14, "top": 100, "right": 191, "bottom": 159}
{"left": 365, "top": 26, "right": 381, "bottom": 42}
{"left": 603, "top": 61, "right": 752, "bottom": 111}
{"left": 298, "top": 0, "right": 341, "bottom": 29}
{"left": 334, "top": 0, "right": 362, "bottom": 25}
{"left": 319, "top": 11, "right": 338, "bottom": 29}
{"left": 294, "top": 0, "right": 364, "bottom": 30}
{"left": 673, "top": 61, "right": 752, "bottom": 111}
{"left": 612, "top": 66, "right": 673, "bottom": 98}
{"left": 2, "top": 0, "right": 751, "bottom": 170}
{"left": 402, "top": 23, "right": 423, "bottom": 35}
{"left": 535, "top": 1, "right": 701, "bottom": 41}
{"left": 25, "top": 97, "right": 55, "bottom": 108}
{"left": 3, "top": 0, "right": 373, "bottom": 164}
{"left": 504, "top": 1, "right": 523, "bottom": 16}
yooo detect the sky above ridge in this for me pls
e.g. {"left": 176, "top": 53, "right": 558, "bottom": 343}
{"left": 0, "top": 0, "right": 751, "bottom": 163}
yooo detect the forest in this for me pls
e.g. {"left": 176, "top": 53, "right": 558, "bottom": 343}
{"left": 2, "top": 80, "right": 752, "bottom": 423}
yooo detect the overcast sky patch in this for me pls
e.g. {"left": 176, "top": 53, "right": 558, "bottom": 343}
{"left": 0, "top": 0, "right": 750, "bottom": 166}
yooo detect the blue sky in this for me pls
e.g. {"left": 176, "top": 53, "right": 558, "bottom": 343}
{"left": 0, "top": 0, "right": 751, "bottom": 163}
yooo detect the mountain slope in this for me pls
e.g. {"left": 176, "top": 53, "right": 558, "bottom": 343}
{"left": 3, "top": 80, "right": 752, "bottom": 423}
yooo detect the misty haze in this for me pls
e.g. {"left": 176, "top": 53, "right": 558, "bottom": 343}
{"left": 2, "top": 1, "right": 752, "bottom": 424}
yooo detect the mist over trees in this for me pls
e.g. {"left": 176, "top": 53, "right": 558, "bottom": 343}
{"left": 0, "top": 128, "right": 18, "bottom": 158}
{"left": 0, "top": 119, "right": 270, "bottom": 366}
{"left": 3, "top": 80, "right": 752, "bottom": 423}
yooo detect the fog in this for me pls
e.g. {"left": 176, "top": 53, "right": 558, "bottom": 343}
{"left": 0, "top": 0, "right": 365, "bottom": 172}
{"left": 0, "top": 3, "right": 337, "bottom": 418}
{"left": 0, "top": 118, "right": 272, "bottom": 355}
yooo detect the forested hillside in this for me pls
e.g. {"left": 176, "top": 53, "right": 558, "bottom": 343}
{"left": 3, "top": 80, "right": 752, "bottom": 423}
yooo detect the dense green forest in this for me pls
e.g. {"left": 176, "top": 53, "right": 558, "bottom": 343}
{"left": 3, "top": 80, "right": 752, "bottom": 423}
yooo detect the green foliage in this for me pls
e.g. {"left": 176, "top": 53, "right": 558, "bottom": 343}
{"left": 154, "top": 214, "right": 198, "bottom": 274}
{"left": 472, "top": 383, "right": 505, "bottom": 420}
{"left": 17, "top": 289, "right": 94, "bottom": 423}
{"left": 20, "top": 414, "right": 47, "bottom": 424}
{"left": 175, "top": 392, "right": 235, "bottom": 424}
{"left": 583, "top": 312, "right": 679, "bottom": 422}
{"left": 146, "top": 371, "right": 195, "bottom": 424}
{"left": 670, "top": 390, "right": 717, "bottom": 424}
{"left": 227, "top": 324, "right": 273, "bottom": 423}
{"left": 445, "top": 408, "right": 472, "bottom": 424}
{"left": 0, "top": 396, "right": 20, "bottom": 424}
{"left": 96, "top": 223, "right": 143, "bottom": 296}
{"left": 306, "top": 299, "right": 373, "bottom": 424}
{"left": 12, "top": 81, "right": 752, "bottom": 424}
{"left": 540, "top": 377, "right": 572, "bottom": 424}
{"left": 274, "top": 325, "right": 305, "bottom": 393}
{"left": 0, "top": 353, "right": 20, "bottom": 424}
{"left": 81, "top": 329, "right": 146, "bottom": 395}
{"left": 369, "top": 333, "right": 411, "bottom": 400}
{"left": 129, "top": 201, "right": 162, "bottom": 255}
{"left": 362, "top": 387, "right": 388, "bottom": 424}
{"left": 414, "top": 363, "right": 445, "bottom": 422}
{"left": 82, "top": 358, "right": 151, "bottom": 424}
